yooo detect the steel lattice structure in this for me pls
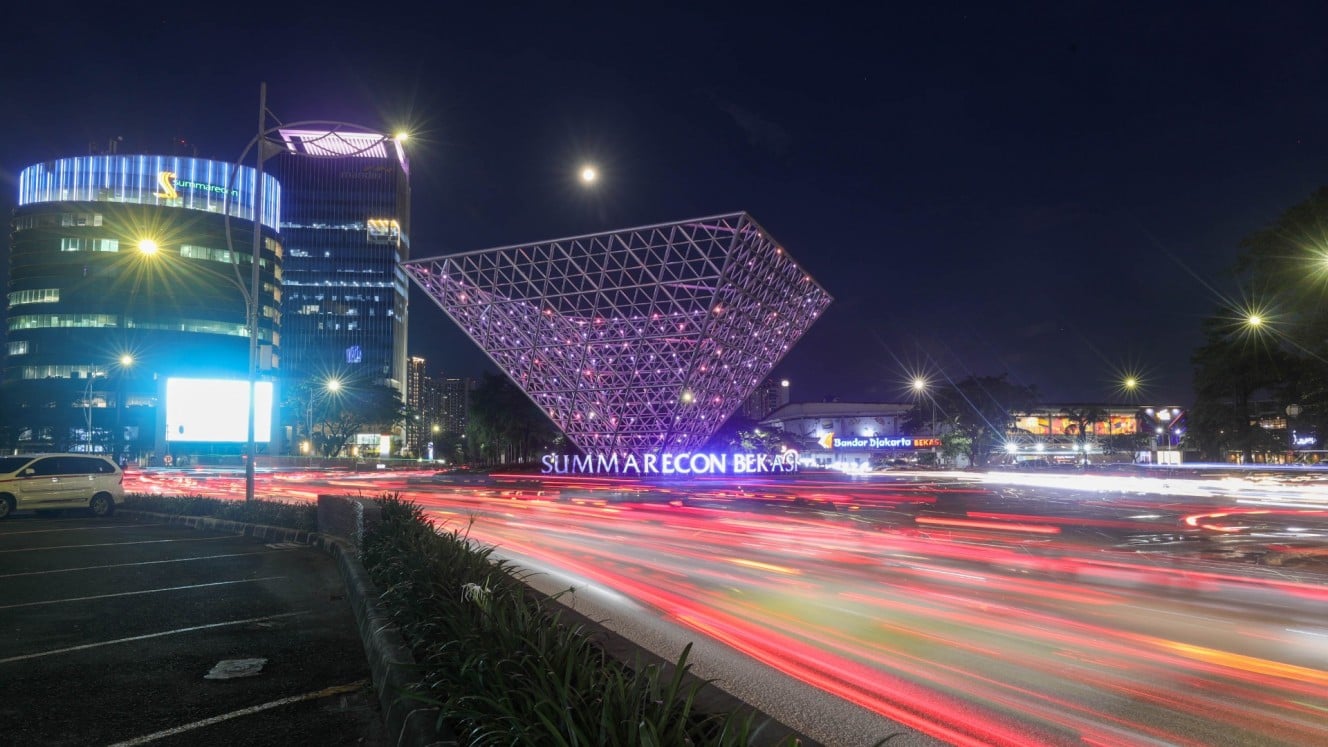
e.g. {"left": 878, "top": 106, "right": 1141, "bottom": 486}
{"left": 402, "top": 212, "right": 832, "bottom": 454}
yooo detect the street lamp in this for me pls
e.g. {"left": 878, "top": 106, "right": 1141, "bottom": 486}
{"left": 305, "top": 377, "right": 342, "bottom": 456}
{"left": 83, "top": 364, "right": 104, "bottom": 452}
{"left": 219, "top": 83, "right": 401, "bottom": 501}
{"left": 912, "top": 377, "right": 937, "bottom": 436}
{"left": 1287, "top": 403, "right": 1302, "bottom": 460}
{"left": 115, "top": 354, "right": 134, "bottom": 463}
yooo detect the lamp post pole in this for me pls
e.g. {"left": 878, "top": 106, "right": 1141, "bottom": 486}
{"left": 244, "top": 83, "right": 266, "bottom": 504}
{"left": 1287, "top": 403, "right": 1302, "bottom": 462}
{"left": 84, "top": 364, "right": 96, "bottom": 452}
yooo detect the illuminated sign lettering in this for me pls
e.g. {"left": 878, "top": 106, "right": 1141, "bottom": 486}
{"left": 541, "top": 450, "right": 799, "bottom": 476}
{"left": 154, "top": 171, "right": 178, "bottom": 199}
{"left": 823, "top": 434, "right": 940, "bottom": 450}
{"left": 155, "top": 170, "right": 238, "bottom": 200}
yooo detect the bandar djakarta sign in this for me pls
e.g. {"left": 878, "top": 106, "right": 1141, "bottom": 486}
{"left": 541, "top": 450, "right": 800, "bottom": 476}
{"left": 817, "top": 433, "right": 941, "bottom": 449}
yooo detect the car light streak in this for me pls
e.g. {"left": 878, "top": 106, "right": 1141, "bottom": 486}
{"left": 126, "top": 468, "right": 1328, "bottom": 745}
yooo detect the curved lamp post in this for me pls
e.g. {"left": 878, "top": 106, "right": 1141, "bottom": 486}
{"left": 220, "top": 83, "right": 404, "bottom": 502}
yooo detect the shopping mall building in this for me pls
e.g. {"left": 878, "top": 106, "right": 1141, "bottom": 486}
{"left": 761, "top": 401, "right": 1182, "bottom": 470}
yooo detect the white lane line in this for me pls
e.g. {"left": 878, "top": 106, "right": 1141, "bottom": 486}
{"left": 105, "top": 679, "right": 370, "bottom": 746}
{"left": 0, "top": 523, "right": 166, "bottom": 536}
{"left": 0, "top": 576, "right": 287, "bottom": 610}
{"left": 0, "top": 611, "right": 308, "bottom": 664}
{"left": 0, "top": 550, "right": 283, "bottom": 579}
{"left": 0, "top": 534, "right": 240, "bottom": 554}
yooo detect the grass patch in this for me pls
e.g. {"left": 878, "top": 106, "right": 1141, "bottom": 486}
{"left": 117, "top": 491, "right": 793, "bottom": 744}
{"left": 362, "top": 493, "right": 783, "bottom": 746}
{"left": 121, "top": 493, "right": 317, "bottom": 532}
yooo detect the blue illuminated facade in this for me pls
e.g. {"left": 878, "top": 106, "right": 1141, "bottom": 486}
{"left": 4, "top": 155, "right": 283, "bottom": 460}
{"left": 18, "top": 155, "right": 280, "bottom": 229}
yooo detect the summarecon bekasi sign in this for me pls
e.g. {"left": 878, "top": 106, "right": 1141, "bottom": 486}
{"left": 541, "top": 451, "right": 800, "bottom": 476}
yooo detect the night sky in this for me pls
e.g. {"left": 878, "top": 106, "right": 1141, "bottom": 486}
{"left": 4, "top": 2, "right": 1327, "bottom": 406}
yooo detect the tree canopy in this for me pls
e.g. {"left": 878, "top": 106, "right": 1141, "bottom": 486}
{"left": 1190, "top": 185, "right": 1328, "bottom": 460}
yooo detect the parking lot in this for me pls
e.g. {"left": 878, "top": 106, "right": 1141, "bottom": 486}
{"left": 0, "top": 511, "right": 385, "bottom": 746}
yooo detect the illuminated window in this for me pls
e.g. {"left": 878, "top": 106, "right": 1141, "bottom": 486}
{"left": 180, "top": 244, "right": 233, "bottom": 263}
{"left": 60, "top": 238, "right": 119, "bottom": 252}
{"left": 8, "top": 314, "right": 118, "bottom": 330}
{"left": 8, "top": 341, "right": 28, "bottom": 355}
{"left": 367, "top": 219, "right": 400, "bottom": 245}
{"left": 7, "top": 288, "right": 59, "bottom": 305}
{"left": 61, "top": 212, "right": 103, "bottom": 227}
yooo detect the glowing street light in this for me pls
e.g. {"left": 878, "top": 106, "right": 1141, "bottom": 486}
{"left": 137, "top": 238, "right": 159, "bottom": 256}
{"left": 219, "top": 83, "right": 393, "bottom": 500}
{"left": 305, "top": 376, "right": 343, "bottom": 455}
{"left": 580, "top": 165, "right": 598, "bottom": 185}
{"left": 911, "top": 376, "right": 937, "bottom": 437}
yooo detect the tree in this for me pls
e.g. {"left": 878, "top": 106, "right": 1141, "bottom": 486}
{"left": 1209, "top": 185, "right": 1328, "bottom": 452}
{"left": 313, "top": 383, "right": 407, "bottom": 458}
{"left": 464, "top": 372, "right": 559, "bottom": 466}
{"left": 704, "top": 413, "right": 800, "bottom": 453}
{"left": 1064, "top": 405, "right": 1108, "bottom": 466}
{"left": 1190, "top": 314, "right": 1293, "bottom": 462}
{"left": 910, "top": 374, "right": 1040, "bottom": 467}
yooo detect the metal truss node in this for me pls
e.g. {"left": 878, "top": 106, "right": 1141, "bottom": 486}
{"left": 402, "top": 212, "right": 833, "bottom": 454}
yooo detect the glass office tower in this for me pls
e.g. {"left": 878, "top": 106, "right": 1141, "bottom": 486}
{"left": 268, "top": 129, "right": 411, "bottom": 401}
{"left": 4, "top": 155, "right": 282, "bottom": 458}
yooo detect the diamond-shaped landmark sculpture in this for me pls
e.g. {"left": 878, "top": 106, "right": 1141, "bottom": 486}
{"left": 402, "top": 212, "right": 833, "bottom": 454}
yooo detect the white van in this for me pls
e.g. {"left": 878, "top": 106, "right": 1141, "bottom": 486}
{"left": 0, "top": 454, "right": 124, "bottom": 519}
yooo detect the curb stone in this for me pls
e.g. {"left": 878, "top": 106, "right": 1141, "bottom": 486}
{"left": 120, "top": 505, "right": 817, "bottom": 746}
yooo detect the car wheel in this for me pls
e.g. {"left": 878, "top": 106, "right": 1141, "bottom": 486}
{"left": 89, "top": 493, "right": 116, "bottom": 517}
{"left": 0, "top": 495, "right": 13, "bottom": 520}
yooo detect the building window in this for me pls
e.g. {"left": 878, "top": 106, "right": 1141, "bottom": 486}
{"left": 61, "top": 212, "right": 103, "bottom": 227}
{"left": 8, "top": 314, "right": 119, "bottom": 330}
{"left": 7, "top": 288, "right": 60, "bottom": 306}
{"left": 8, "top": 341, "right": 29, "bottom": 355}
{"left": 367, "top": 219, "right": 400, "bottom": 245}
{"left": 180, "top": 244, "right": 234, "bottom": 264}
{"left": 59, "top": 238, "right": 118, "bottom": 252}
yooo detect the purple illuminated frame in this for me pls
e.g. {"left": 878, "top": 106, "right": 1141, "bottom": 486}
{"left": 402, "top": 212, "right": 832, "bottom": 454}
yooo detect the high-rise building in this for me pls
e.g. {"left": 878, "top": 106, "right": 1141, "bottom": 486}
{"left": 741, "top": 377, "right": 791, "bottom": 420}
{"left": 268, "top": 128, "right": 411, "bottom": 400}
{"left": 405, "top": 355, "right": 427, "bottom": 454}
{"left": 4, "top": 154, "right": 282, "bottom": 458}
{"left": 438, "top": 377, "right": 473, "bottom": 435}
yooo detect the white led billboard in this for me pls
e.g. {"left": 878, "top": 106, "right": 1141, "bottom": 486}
{"left": 165, "top": 378, "right": 273, "bottom": 443}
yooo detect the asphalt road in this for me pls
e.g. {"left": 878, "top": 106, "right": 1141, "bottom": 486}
{"left": 125, "top": 466, "right": 1328, "bottom": 745}
{"left": 0, "top": 511, "right": 385, "bottom": 747}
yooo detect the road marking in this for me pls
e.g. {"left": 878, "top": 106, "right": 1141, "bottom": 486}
{"left": 0, "top": 523, "right": 166, "bottom": 535}
{"left": 0, "top": 576, "right": 287, "bottom": 610}
{"left": 0, "top": 550, "right": 283, "bottom": 579}
{"left": 0, "top": 611, "right": 308, "bottom": 664}
{"left": 104, "top": 679, "right": 370, "bottom": 746}
{"left": 0, "top": 534, "right": 240, "bottom": 554}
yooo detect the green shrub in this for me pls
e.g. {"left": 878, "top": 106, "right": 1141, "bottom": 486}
{"left": 121, "top": 493, "right": 317, "bottom": 532}
{"left": 361, "top": 493, "right": 775, "bottom": 746}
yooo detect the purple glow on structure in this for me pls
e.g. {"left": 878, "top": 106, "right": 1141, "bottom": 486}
{"left": 402, "top": 212, "right": 833, "bottom": 454}
{"left": 277, "top": 128, "right": 391, "bottom": 158}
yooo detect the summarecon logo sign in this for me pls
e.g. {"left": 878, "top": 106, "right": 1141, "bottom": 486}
{"left": 541, "top": 451, "right": 799, "bottom": 476}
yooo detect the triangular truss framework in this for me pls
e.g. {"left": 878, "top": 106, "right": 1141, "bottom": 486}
{"left": 402, "top": 212, "right": 833, "bottom": 454}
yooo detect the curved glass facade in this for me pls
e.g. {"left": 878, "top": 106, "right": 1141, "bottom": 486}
{"left": 18, "top": 155, "right": 281, "bottom": 230}
{"left": 4, "top": 165, "right": 282, "bottom": 458}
